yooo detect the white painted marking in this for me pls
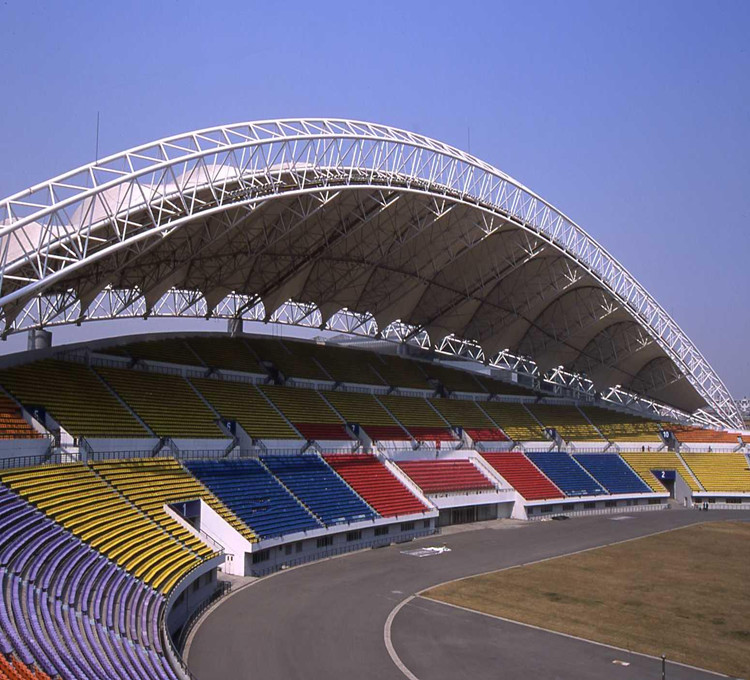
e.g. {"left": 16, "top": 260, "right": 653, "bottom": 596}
{"left": 609, "top": 516, "right": 634, "bottom": 521}
{"left": 421, "top": 598, "right": 729, "bottom": 677}
{"left": 392, "top": 590, "right": 404, "bottom": 595}
{"left": 401, "top": 546, "right": 451, "bottom": 558}
{"left": 384, "top": 596, "right": 420, "bottom": 680}
{"left": 612, "top": 659, "right": 631, "bottom": 666}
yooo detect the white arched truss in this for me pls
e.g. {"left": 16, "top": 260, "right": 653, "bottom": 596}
{"left": 0, "top": 119, "right": 740, "bottom": 428}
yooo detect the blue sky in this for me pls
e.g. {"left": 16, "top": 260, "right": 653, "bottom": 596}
{"left": 0, "top": 0, "right": 748, "bottom": 396}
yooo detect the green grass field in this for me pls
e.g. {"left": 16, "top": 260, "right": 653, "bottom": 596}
{"left": 424, "top": 521, "right": 750, "bottom": 677}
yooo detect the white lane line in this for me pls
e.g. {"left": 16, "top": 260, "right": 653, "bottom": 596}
{"left": 420, "top": 597, "right": 730, "bottom": 678}
{"left": 384, "top": 595, "right": 421, "bottom": 680}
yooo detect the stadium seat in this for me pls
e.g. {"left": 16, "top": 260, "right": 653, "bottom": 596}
{"left": 581, "top": 406, "right": 662, "bottom": 442}
{"left": 525, "top": 452, "right": 606, "bottom": 496}
{"left": 428, "top": 398, "right": 508, "bottom": 442}
{"left": 185, "top": 459, "right": 322, "bottom": 539}
{"left": 619, "top": 452, "right": 702, "bottom": 492}
{"left": 376, "top": 395, "right": 456, "bottom": 441}
{"left": 191, "top": 378, "right": 300, "bottom": 439}
{"left": 680, "top": 453, "right": 750, "bottom": 492}
{"left": 0, "top": 483, "right": 180, "bottom": 679}
{"left": 261, "top": 454, "right": 377, "bottom": 525}
{"left": 95, "top": 367, "right": 224, "bottom": 438}
{"left": 186, "top": 336, "right": 266, "bottom": 374}
{"left": 526, "top": 405, "right": 604, "bottom": 442}
{"left": 421, "top": 364, "right": 484, "bottom": 393}
{"left": 396, "top": 460, "right": 494, "bottom": 494}
{"left": 305, "top": 345, "right": 386, "bottom": 385}
{"left": 0, "top": 396, "right": 41, "bottom": 440}
{"left": 90, "top": 457, "right": 256, "bottom": 544}
{"left": 260, "top": 385, "right": 351, "bottom": 440}
{"left": 321, "top": 391, "right": 410, "bottom": 441}
{"left": 572, "top": 454, "right": 652, "bottom": 494}
{"left": 477, "top": 402, "right": 543, "bottom": 441}
{"left": 323, "top": 455, "right": 428, "bottom": 517}
{"left": 668, "top": 426, "right": 741, "bottom": 445}
{"left": 0, "top": 360, "right": 146, "bottom": 438}
{"left": 103, "top": 338, "right": 203, "bottom": 367}
{"left": 368, "top": 355, "right": 430, "bottom": 390}
{"left": 480, "top": 452, "right": 564, "bottom": 501}
{"left": 246, "top": 338, "right": 329, "bottom": 381}
{"left": 0, "top": 464, "right": 201, "bottom": 593}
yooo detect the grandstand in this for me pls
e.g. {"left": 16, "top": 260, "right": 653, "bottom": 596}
{"left": 396, "top": 460, "right": 495, "bottom": 494}
{"left": 526, "top": 404, "right": 604, "bottom": 442}
{"left": 429, "top": 398, "right": 508, "bottom": 442}
{"left": 95, "top": 367, "right": 223, "bottom": 439}
{"left": 0, "top": 117, "right": 746, "bottom": 679}
{"left": 376, "top": 395, "right": 456, "bottom": 442}
{"left": 478, "top": 402, "right": 543, "bottom": 441}
{"left": 680, "top": 453, "right": 750, "bottom": 492}
{"left": 324, "top": 454, "right": 428, "bottom": 517}
{"left": 191, "top": 379, "right": 299, "bottom": 440}
{"left": 0, "top": 361, "right": 146, "bottom": 438}
{"left": 260, "top": 385, "right": 351, "bottom": 441}
{"left": 525, "top": 452, "right": 606, "bottom": 497}
{"left": 480, "top": 452, "right": 564, "bottom": 501}
{"left": 322, "top": 391, "right": 410, "bottom": 441}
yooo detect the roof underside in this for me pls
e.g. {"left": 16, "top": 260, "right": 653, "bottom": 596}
{"left": 0, "top": 119, "right": 739, "bottom": 427}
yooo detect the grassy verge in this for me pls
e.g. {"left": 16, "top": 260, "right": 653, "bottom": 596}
{"left": 424, "top": 521, "right": 750, "bottom": 677}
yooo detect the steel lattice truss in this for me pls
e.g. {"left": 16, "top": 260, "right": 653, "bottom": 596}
{"left": 0, "top": 119, "right": 740, "bottom": 427}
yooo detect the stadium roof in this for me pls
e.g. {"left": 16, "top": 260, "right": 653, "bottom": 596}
{"left": 0, "top": 119, "right": 740, "bottom": 428}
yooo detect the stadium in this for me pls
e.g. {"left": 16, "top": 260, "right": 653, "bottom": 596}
{"left": 0, "top": 119, "right": 747, "bottom": 680}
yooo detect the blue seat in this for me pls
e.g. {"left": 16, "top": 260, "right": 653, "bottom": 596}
{"left": 573, "top": 454, "right": 651, "bottom": 494}
{"left": 186, "top": 459, "right": 322, "bottom": 539}
{"left": 261, "top": 454, "right": 378, "bottom": 526}
{"left": 526, "top": 452, "right": 606, "bottom": 497}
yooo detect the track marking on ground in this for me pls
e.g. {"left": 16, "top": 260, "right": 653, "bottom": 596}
{"left": 384, "top": 596, "right": 420, "bottom": 680}
{"left": 609, "top": 516, "right": 635, "bottom": 521}
{"left": 612, "top": 659, "right": 631, "bottom": 666}
{"left": 384, "top": 521, "right": 734, "bottom": 680}
{"left": 416, "top": 598, "right": 728, "bottom": 677}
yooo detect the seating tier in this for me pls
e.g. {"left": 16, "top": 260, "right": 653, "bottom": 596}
{"left": 478, "top": 402, "right": 542, "bottom": 441}
{"left": 581, "top": 407, "right": 661, "bottom": 442}
{"left": 421, "top": 364, "right": 483, "bottom": 393}
{"left": 322, "top": 392, "right": 410, "bottom": 440}
{"left": 260, "top": 386, "right": 351, "bottom": 440}
{"left": 396, "top": 460, "right": 494, "bottom": 494}
{"left": 376, "top": 396, "right": 455, "bottom": 441}
{"left": 572, "top": 454, "right": 651, "bottom": 494}
{"left": 368, "top": 355, "right": 430, "bottom": 390}
{"left": 526, "top": 405, "right": 603, "bottom": 442}
{"left": 669, "top": 426, "right": 740, "bottom": 444}
{"left": 306, "top": 345, "right": 386, "bottom": 385}
{"left": 0, "top": 361, "right": 146, "bottom": 438}
{"left": 191, "top": 379, "right": 299, "bottom": 439}
{"left": 323, "top": 455, "right": 428, "bottom": 517}
{"left": 619, "top": 452, "right": 702, "bottom": 492}
{"left": 0, "top": 464, "right": 199, "bottom": 593}
{"left": 106, "top": 339, "right": 202, "bottom": 367}
{"left": 187, "top": 337, "right": 265, "bottom": 374}
{"left": 0, "top": 483, "right": 179, "bottom": 679}
{"left": 246, "top": 339, "right": 328, "bottom": 381}
{"left": 185, "top": 460, "right": 321, "bottom": 539}
{"left": 95, "top": 367, "right": 223, "bottom": 438}
{"left": 480, "top": 452, "right": 563, "bottom": 501}
{"left": 261, "top": 454, "right": 377, "bottom": 525}
{"left": 91, "top": 458, "right": 256, "bottom": 543}
{"left": 429, "top": 399, "right": 507, "bottom": 441}
{"left": 680, "top": 453, "right": 750, "bottom": 492}
{"left": 0, "top": 397, "right": 41, "bottom": 440}
{"left": 525, "top": 452, "right": 606, "bottom": 497}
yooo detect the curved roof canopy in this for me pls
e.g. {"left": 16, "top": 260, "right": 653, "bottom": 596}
{"left": 0, "top": 119, "right": 740, "bottom": 427}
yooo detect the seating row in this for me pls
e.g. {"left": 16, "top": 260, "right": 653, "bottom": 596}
{"left": 396, "top": 460, "right": 494, "bottom": 494}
